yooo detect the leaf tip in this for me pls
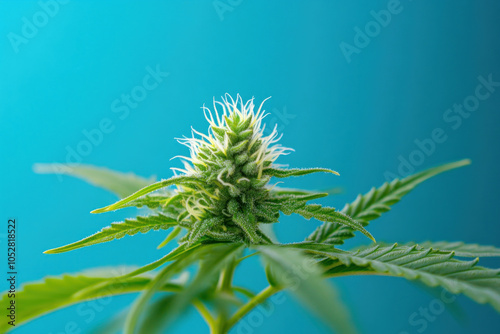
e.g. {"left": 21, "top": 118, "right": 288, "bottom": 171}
{"left": 32, "top": 163, "right": 43, "bottom": 173}
{"left": 91, "top": 207, "right": 109, "bottom": 214}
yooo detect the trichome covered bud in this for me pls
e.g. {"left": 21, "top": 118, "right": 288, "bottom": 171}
{"left": 174, "top": 94, "right": 291, "bottom": 244}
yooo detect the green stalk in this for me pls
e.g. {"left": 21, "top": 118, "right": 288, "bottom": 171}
{"left": 212, "top": 259, "right": 238, "bottom": 333}
{"left": 225, "top": 285, "right": 280, "bottom": 331}
{"left": 219, "top": 259, "right": 237, "bottom": 292}
{"left": 193, "top": 300, "right": 217, "bottom": 332}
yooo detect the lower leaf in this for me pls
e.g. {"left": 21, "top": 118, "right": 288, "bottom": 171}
{"left": 0, "top": 267, "right": 176, "bottom": 333}
{"left": 305, "top": 243, "right": 500, "bottom": 312}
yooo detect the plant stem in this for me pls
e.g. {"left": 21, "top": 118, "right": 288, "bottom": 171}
{"left": 193, "top": 300, "right": 217, "bottom": 332}
{"left": 211, "top": 259, "right": 239, "bottom": 333}
{"left": 219, "top": 259, "right": 237, "bottom": 292}
{"left": 235, "top": 251, "right": 259, "bottom": 264}
{"left": 225, "top": 285, "right": 280, "bottom": 331}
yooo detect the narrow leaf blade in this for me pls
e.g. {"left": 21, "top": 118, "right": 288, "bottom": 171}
{"left": 263, "top": 167, "right": 339, "bottom": 178}
{"left": 294, "top": 205, "right": 375, "bottom": 242}
{"left": 34, "top": 163, "right": 155, "bottom": 198}
{"left": 44, "top": 214, "right": 178, "bottom": 254}
{"left": 91, "top": 175, "right": 201, "bottom": 213}
{"left": 307, "top": 160, "right": 470, "bottom": 244}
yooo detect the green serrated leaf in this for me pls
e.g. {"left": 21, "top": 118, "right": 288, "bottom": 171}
{"left": 124, "top": 193, "right": 176, "bottom": 210}
{"left": 292, "top": 204, "right": 375, "bottom": 242}
{"left": 307, "top": 159, "right": 471, "bottom": 245}
{"left": 269, "top": 192, "right": 329, "bottom": 203}
{"left": 0, "top": 267, "right": 177, "bottom": 333}
{"left": 404, "top": 241, "right": 500, "bottom": 258}
{"left": 91, "top": 175, "right": 202, "bottom": 213}
{"left": 34, "top": 163, "right": 156, "bottom": 198}
{"left": 263, "top": 167, "right": 339, "bottom": 178}
{"left": 303, "top": 243, "right": 500, "bottom": 312}
{"left": 44, "top": 214, "right": 178, "bottom": 254}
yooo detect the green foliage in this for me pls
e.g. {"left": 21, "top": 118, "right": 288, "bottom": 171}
{"left": 137, "top": 243, "right": 244, "bottom": 333}
{"left": 311, "top": 243, "right": 500, "bottom": 312}
{"left": 124, "top": 244, "right": 209, "bottom": 334}
{"left": 91, "top": 175, "right": 201, "bottom": 213}
{"left": 34, "top": 163, "right": 155, "bottom": 198}
{"left": 8, "top": 96, "right": 498, "bottom": 334}
{"left": 44, "top": 214, "right": 178, "bottom": 254}
{"left": 0, "top": 268, "right": 179, "bottom": 332}
{"left": 307, "top": 159, "right": 471, "bottom": 245}
{"left": 257, "top": 245, "right": 357, "bottom": 334}
{"left": 262, "top": 167, "right": 339, "bottom": 178}
{"left": 292, "top": 204, "right": 374, "bottom": 242}
{"left": 405, "top": 241, "right": 500, "bottom": 258}
{"left": 117, "top": 243, "right": 202, "bottom": 280}
{"left": 157, "top": 226, "right": 182, "bottom": 249}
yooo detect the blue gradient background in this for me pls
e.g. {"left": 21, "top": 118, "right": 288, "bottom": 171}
{"left": 1, "top": 0, "right": 500, "bottom": 333}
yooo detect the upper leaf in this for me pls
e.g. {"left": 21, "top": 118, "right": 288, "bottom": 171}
{"left": 307, "top": 159, "right": 471, "bottom": 244}
{"left": 34, "top": 163, "right": 155, "bottom": 198}
{"left": 122, "top": 193, "right": 177, "bottom": 210}
{"left": 263, "top": 167, "right": 339, "bottom": 178}
{"left": 270, "top": 187, "right": 326, "bottom": 196}
{"left": 291, "top": 204, "right": 375, "bottom": 242}
{"left": 91, "top": 175, "right": 202, "bottom": 213}
{"left": 44, "top": 213, "right": 178, "bottom": 254}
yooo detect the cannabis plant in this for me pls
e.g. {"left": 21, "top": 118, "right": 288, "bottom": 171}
{"left": 5, "top": 95, "right": 500, "bottom": 334}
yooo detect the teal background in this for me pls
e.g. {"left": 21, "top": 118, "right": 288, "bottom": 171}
{"left": 1, "top": 0, "right": 500, "bottom": 333}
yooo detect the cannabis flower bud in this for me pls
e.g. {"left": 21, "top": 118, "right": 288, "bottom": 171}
{"left": 174, "top": 94, "right": 292, "bottom": 244}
